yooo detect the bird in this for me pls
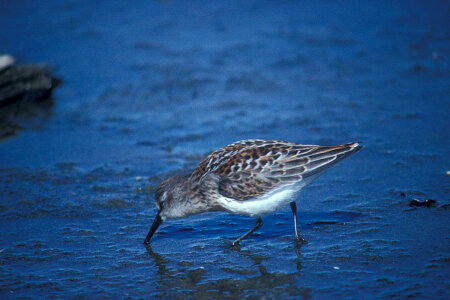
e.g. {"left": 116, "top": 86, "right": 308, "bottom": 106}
{"left": 144, "top": 139, "right": 362, "bottom": 246}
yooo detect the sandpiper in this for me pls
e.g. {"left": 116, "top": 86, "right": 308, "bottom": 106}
{"left": 144, "top": 139, "right": 361, "bottom": 246}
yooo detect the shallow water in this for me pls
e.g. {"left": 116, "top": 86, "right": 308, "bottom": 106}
{"left": 0, "top": 0, "right": 449, "bottom": 298}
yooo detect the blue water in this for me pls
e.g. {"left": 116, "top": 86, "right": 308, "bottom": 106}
{"left": 0, "top": 0, "right": 449, "bottom": 298}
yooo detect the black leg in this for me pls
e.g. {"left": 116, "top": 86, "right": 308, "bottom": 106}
{"left": 232, "top": 218, "right": 263, "bottom": 246}
{"left": 144, "top": 212, "right": 163, "bottom": 244}
{"left": 290, "top": 201, "right": 307, "bottom": 245}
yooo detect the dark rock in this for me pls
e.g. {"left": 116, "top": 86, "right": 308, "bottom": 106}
{"left": 0, "top": 64, "right": 61, "bottom": 107}
{"left": 409, "top": 199, "right": 437, "bottom": 208}
{"left": 0, "top": 57, "right": 61, "bottom": 140}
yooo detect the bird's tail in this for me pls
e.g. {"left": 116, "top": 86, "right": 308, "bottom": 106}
{"left": 300, "top": 142, "right": 362, "bottom": 179}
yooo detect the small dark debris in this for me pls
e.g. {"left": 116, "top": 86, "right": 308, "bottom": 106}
{"left": 400, "top": 192, "right": 406, "bottom": 197}
{"left": 412, "top": 64, "right": 425, "bottom": 72}
{"left": 313, "top": 221, "right": 342, "bottom": 225}
{"left": 437, "top": 204, "right": 450, "bottom": 211}
{"left": 178, "top": 226, "right": 194, "bottom": 232}
{"left": 136, "top": 140, "right": 156, "bottom": 146}
{"left": 409, "top": 199, "right": 437, "bottom": 208}
{"left": 404, "top": 207, "right": 416, "bottom": 212}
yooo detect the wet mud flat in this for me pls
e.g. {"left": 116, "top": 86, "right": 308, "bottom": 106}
{"left": 0, "top": 0, "right": 449, "bottom": 298}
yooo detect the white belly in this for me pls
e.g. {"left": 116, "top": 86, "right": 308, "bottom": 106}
{"left": 217, "top": 184, "right": 305, "bottom": 217}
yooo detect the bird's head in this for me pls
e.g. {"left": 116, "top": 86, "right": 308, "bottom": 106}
{"left": 144, "top": 175, "right": 188, "bottom": 244}
{"left": 154, "top": 175, "right": 190, "bottom": 220}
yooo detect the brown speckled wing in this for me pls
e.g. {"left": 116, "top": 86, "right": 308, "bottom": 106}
{"left": 190, "top": 139, "right": 361, "bottom": 201}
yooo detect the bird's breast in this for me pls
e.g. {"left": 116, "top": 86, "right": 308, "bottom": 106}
{"left": 217, "top": 183, "right": 305, "bottom": 217}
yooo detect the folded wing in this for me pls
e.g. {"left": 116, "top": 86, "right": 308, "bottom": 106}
{"left": 190, "top": 139, "right": 361, "bottom": 201}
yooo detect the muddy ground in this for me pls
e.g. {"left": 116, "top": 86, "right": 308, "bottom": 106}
{"left": 0, "top": 0, "right": 449, "bottom": 298}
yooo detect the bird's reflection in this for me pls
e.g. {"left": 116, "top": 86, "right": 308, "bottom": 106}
{"left": 144, "top": 244, "right": 169, "bottom": 275}
{"left": 229, "top": 238, "right": 303, "bottom": 272}
{"left": 294, "top": 240, "right": 303, "bottom": 271}
{"left": 144, "top": 238, "right": 305, "bottom": 298}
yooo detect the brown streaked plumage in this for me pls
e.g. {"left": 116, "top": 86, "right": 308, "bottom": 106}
{"left": 144, "top": 139, "right": 362, "bottom": 246}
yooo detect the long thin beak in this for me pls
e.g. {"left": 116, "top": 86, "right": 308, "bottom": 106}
{"left": 143, "top": 212, "right": 163, "bottom": 244}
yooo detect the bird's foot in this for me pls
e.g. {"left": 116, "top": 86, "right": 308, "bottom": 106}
{"left": 295, "top": 235, "right": 308, "bottom": 245}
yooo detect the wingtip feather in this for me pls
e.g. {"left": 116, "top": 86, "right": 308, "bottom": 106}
{"left": 350, "top": 142, "right": 363, "bottom": 152}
